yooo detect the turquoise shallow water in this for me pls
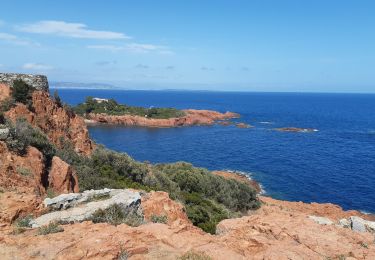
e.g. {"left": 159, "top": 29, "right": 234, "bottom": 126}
{"left": 53, "top": 88, "right": 375, "bottom": 213}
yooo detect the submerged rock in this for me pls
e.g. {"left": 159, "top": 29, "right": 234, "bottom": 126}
{"left": 236, "top": 122, "right": 253, "bottom": 128}
{"left": 31, "top": 189, "right": 142, "bottom": 228}
{"left": 0, "top": 127, "right": 9, "bottom": 140}
{"left": 274, "top": 127, "right": 318, "bottom": 133}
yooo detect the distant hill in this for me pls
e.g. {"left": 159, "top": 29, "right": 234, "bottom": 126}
{"left": 50, "top": 81, "right": 120, "bottom": 90}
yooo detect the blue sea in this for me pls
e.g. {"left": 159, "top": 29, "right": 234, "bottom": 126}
{"left": 52, "top": 88, "right": 375, "bottom": 213}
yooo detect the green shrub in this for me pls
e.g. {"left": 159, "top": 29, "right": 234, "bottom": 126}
{"left": 46, "top": 188, "right": 57, "bottom": 198}
{"left": 16, "top": 167, "right": 32, "bottom": 176}
{"left": 53, "top": 90, "right": 62, "bottom": 107}
{"left": 0, "top": 97, "right": 15, "bottom": 113}
{"left": 12, "top": 80, "right": 34, "bottom": 105}
{"left": 38, "top": 222, "right": 64, "bottom": 235}
{"left": 182, "top": 192, "right": 229, "bottom": 234}
{"left": 15, "top": 215, "right": 33, "bottom": 227}
{"left": 178, "top": 251, "right": 212, "bottom": 260}
{"left": 86, "top": 193, "right": 111, "bottom": 202}
{"left": 117, "top": 247, "right": 129, "bottom": 260}
{"left": 154, "top": 162, "right": 260, "bottom": 212}
{"left": 5, "top": 119, "right": 56, "bottom": 160}
{"left": 90, "top": 204, "right": 144, "bottom": 227}
{"left": 151, "top": 214, "right": 168, "bottom": 224}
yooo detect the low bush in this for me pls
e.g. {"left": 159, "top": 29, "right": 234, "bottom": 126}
{"left": 12, "top": 80, "right": 35, "bottom": 106}
{"left": 16, "top": 167, "right": 32, "bottom": 176}
{"left": 151, "top": 214, "right": 168, "bottom": 224}
{"left": 5, "top": 119, "right": 56, "bottom": 161}
{"left": 85, "top": 193, "right": 111, "bottom": 202}
{"left": 15, "top": 215, "right": 33, "bottom": 228}
{"left": 90, "top": 204, "right": 144, "bottom": 227}
{"left": 46, "top": 188, "right": 57, "bottom": 199}
{"left": 0, "top": 98, "right": 15, "bottom": 113}
{"left": 53, "top": 90, "right": 63, "bottom": 107}
{"left": 38, "top": 222, "right": 64, "bottom": 235}
{"left": 117, "top": 247, "right": 130, "bottom": 260}
{"left": 178, "top": 251, "right": 212, "bottom": 260}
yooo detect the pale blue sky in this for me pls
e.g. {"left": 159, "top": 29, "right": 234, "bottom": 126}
{"left": 0, "top": 0, "right": 375, "bottom": 92}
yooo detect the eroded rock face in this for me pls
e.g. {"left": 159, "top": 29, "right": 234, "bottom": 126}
{"left": 0, "top": 83, "right": 11, "bottom": 101}
{"left": 0, "top": 142, "right": 45, "bottom": 224}
{"left": 0, "top": 142, "right": 80, "bottom": 225}
{"left": 48, "top": 156, "right": 79, "bottom": 194}
{"left": 87, "top": 109, "right": 239, "bottom": 128}
{"left": 5, "top": 90, "right": 94, "bottom": 155}
{"left": 31, "top": 189, "right": 142, "bottom": 228}
{"left": 141, "top": 191, "right": 190, "bottom": 225}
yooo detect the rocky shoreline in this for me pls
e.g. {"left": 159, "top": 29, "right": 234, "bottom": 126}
{"left": 85, "top": 109, "right": 239, "bottom": 128}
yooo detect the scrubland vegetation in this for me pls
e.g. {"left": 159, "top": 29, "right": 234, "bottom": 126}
{"left": 1, "top": 80, "right": 260, "bottom": 234}
{"left": 73, "top": 96, "right": 186, "bottom": 119}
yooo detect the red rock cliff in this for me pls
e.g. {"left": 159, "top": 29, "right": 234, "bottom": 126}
{"left": 3, "top": 86, "right": 94, "bottom": 155}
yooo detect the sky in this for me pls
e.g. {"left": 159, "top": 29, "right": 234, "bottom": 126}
{"left": 0, "top": 0, "right": 375, "bottom": 92}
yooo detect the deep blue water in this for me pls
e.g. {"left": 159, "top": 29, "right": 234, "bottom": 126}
{"left": 52, "top": 88, "right": 375, "bottom": 213}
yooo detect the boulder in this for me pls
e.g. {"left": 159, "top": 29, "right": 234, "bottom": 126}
{"left": 350, "top": 216, "right": 367, "bottom": 232}
{"left": 0, "top": 127, "right": 9, "bottom": 140}
{"left": 236, "top": 122, "right": 253, "bottom": 128}
{"left": 31, "top": 189, "right": 142, "bottom": 227}
{"left": 44, "top": 188, "right": 112, "bottom": 210}
{"left": 338, "top": 218, "right": 351, "bottom": 228}
{"left": 308, "top": 215, "right": 333, "bottom": 225}
{"left": 48, "top": 156, "right": 79, "bottom": 194}
{"left": 349, "top": 216, "right": 375, "bottom": 233}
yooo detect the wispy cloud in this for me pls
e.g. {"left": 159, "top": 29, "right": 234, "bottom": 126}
{"left": 165, "top": 65, "right": 175, "bottom": 70}
{"left": 17, "top": 20, "right": 130, "bottom": 40}
{"left": 22, "top": 63, "right": 54, "bottom": 70}
{"left": 201, "top": 66, "right": 214, "bottom": 71}
{"left": 0, "top": 32, "right": 38, "bottom": 46}
{"left": 95, "top": 60, "right": 117, "bottom": 66}
{"left": 135, "top": 64, "right": 149, "bottom": 69}
{"left": 125, "top": 43, "right": 172, "bottom": 54}
{"left": 88, "top": 43, "right": 173, "bottom": 54}
{"left": 87, "top": 45, "right": 124, "bottom": 51}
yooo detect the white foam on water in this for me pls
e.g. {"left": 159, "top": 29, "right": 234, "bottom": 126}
{"left": 221, "top": 169, "right": 266, "bottom": 195}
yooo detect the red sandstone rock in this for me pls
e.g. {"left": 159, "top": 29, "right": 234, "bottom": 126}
{"left": 212, "top": 170, "right": 261, "bottom": 193}
{"left": 0, "top": 142, "right": 45, "bottom": 224}
{"left": 48, "top": 156, "right": 79, "bottom": 194}
{"left": 1, "top": 196, "right": 375, "bottom": 259}
{"left": 0, "top": 83, "right": 11, "bottom": 101}
{"left": 5, "top": 90, "right": 94, "bottom": 155}
{"left": 141, "top": 191, "right": 190, "bottom": 225}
